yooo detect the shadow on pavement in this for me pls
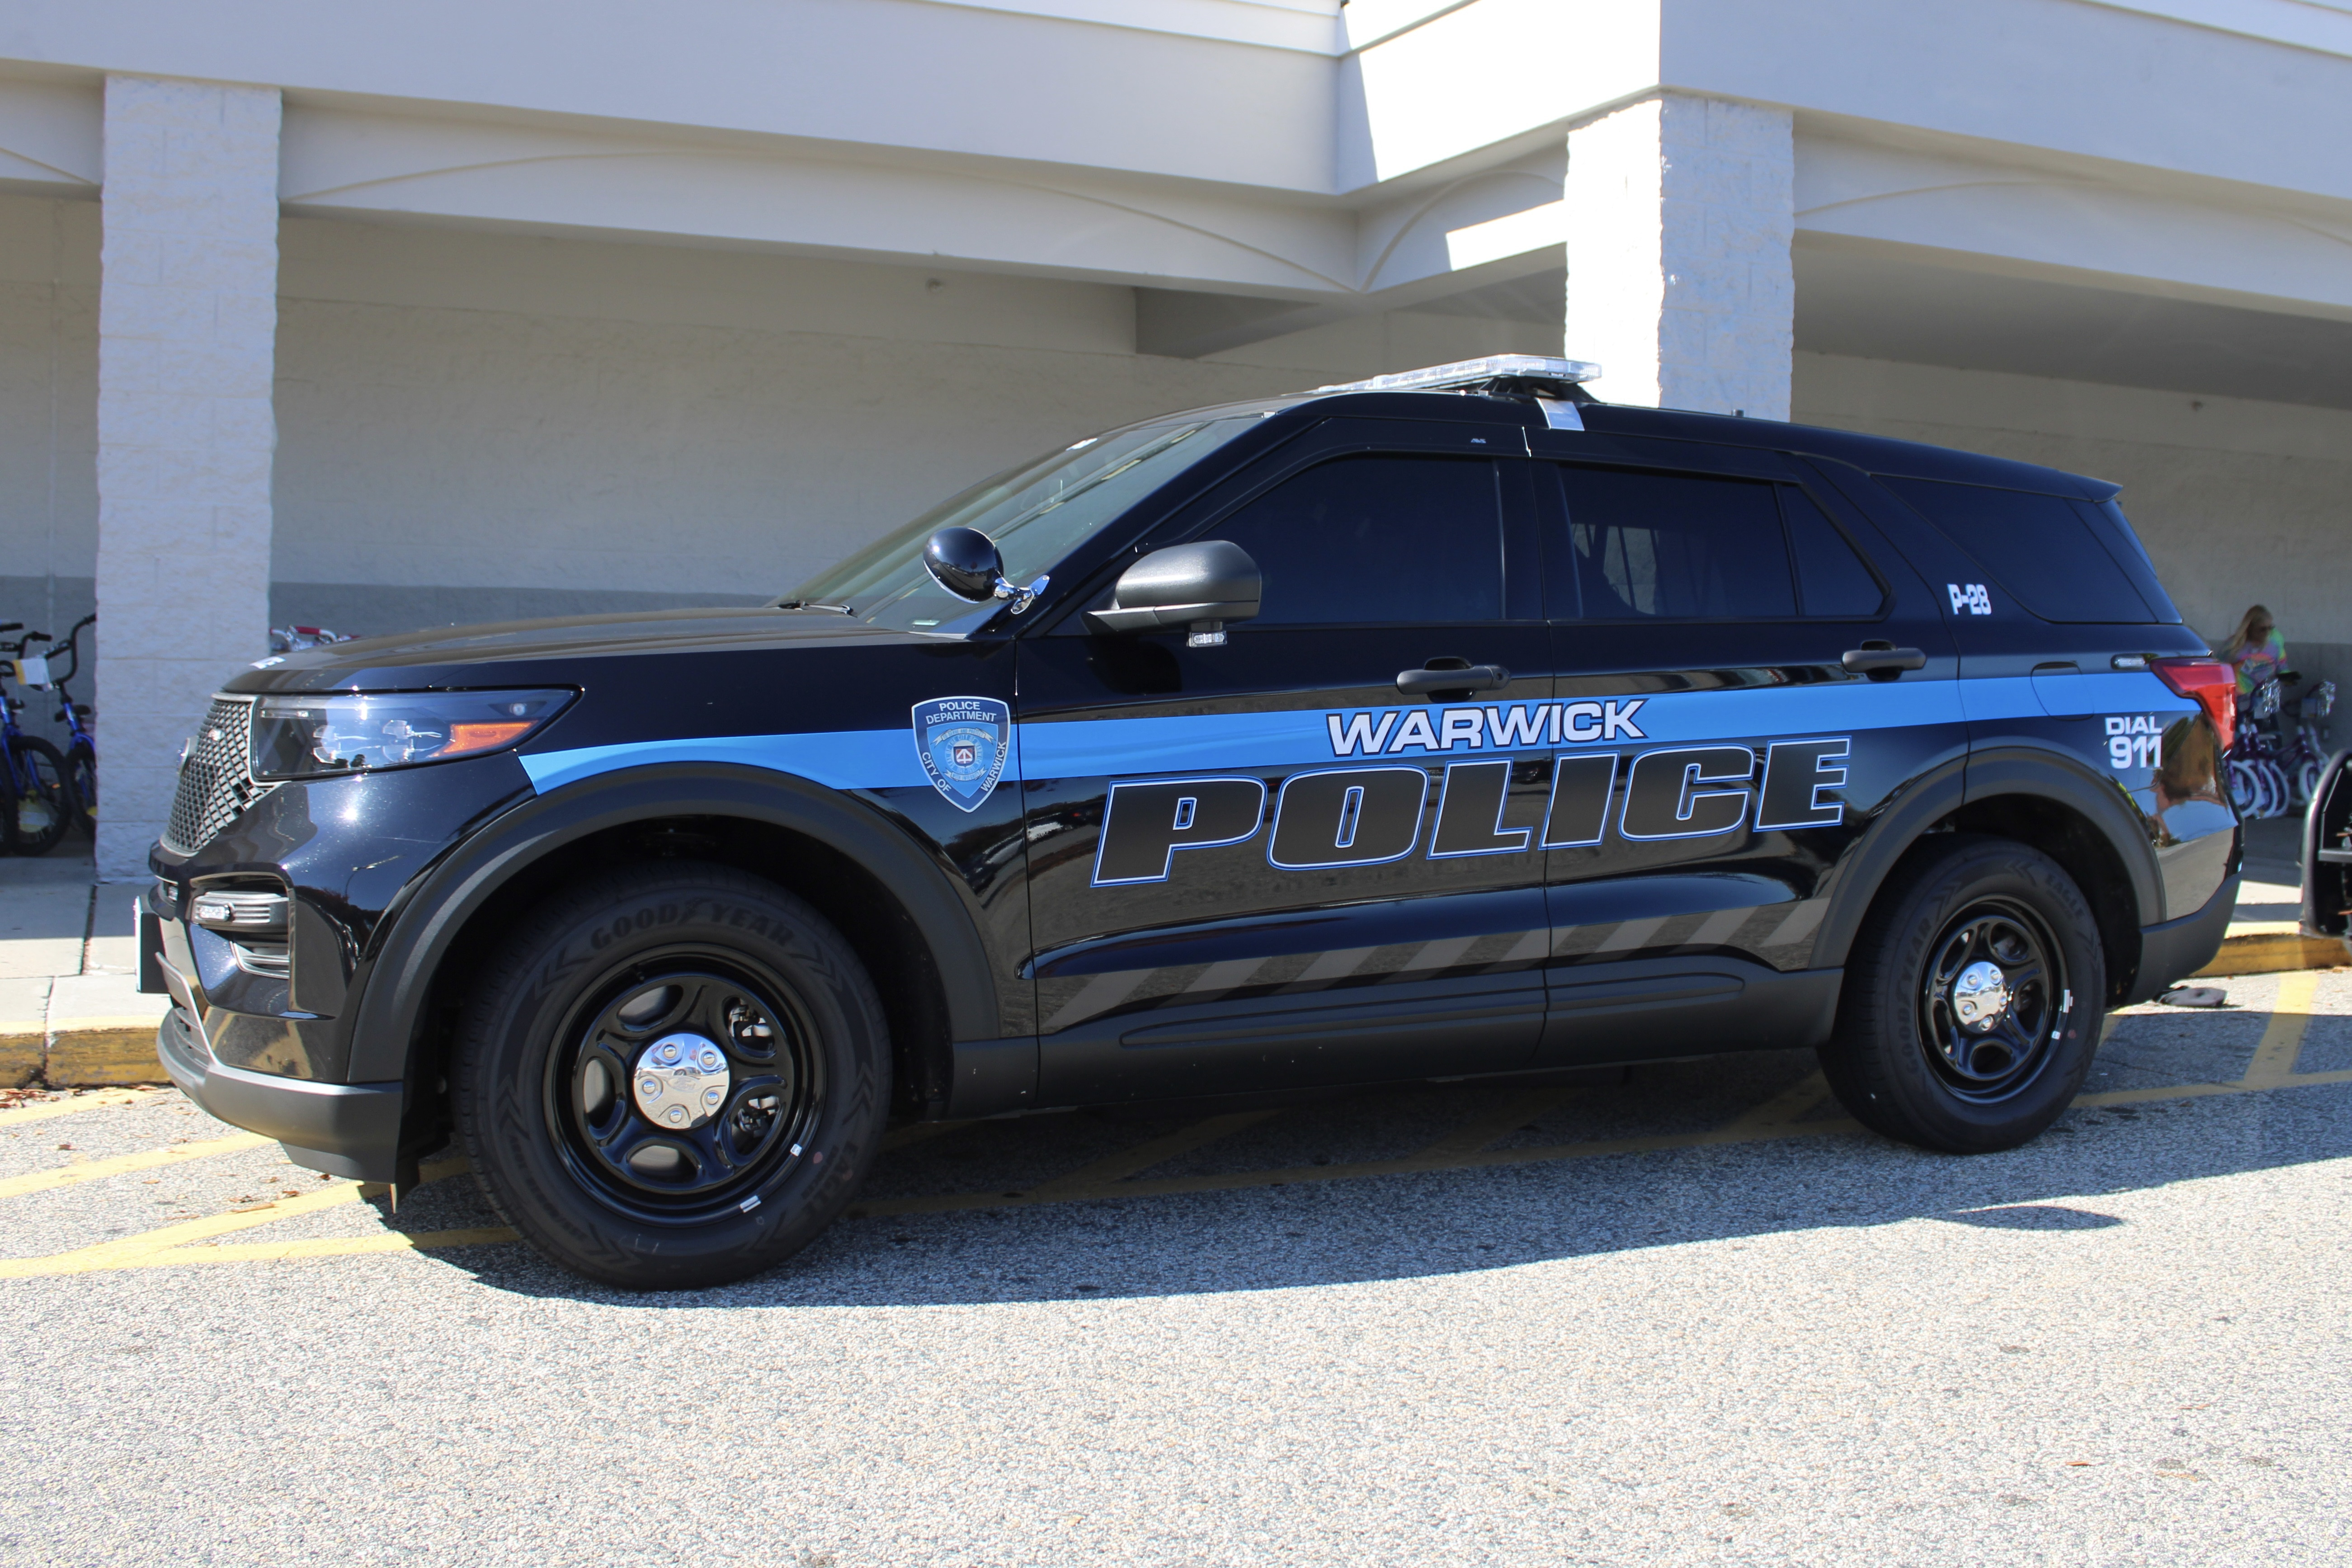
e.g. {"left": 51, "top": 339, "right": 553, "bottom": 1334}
{"left": 414, "top": 999, "right": 2352, "bottom": 1310}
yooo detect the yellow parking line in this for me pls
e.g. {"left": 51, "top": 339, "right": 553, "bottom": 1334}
{"left": 14, "top": 989, "right": 2349, "bottom": 1271}
{"left": 0, "top": 1154, "right": 476, "bottom": 1278}
{"left": 0, "top": 1131, "right": 271, "bottom": 1201}
{"left": 2242, "top": 971, "right": 2316, "bottom": 1086}
{"left": 1411, "top": 1086, "right": 1583, "bottom": 1162}
{"left": 0, "top": 1088, "right": 167, "bottom": 1128}
{"left": 103, "top": 1226, "right": 522, "bottom": 1270}
{"left": 1716, "top": 1069, "right": 1832, "bottom": 1134}
{"left": 849, "top": 1058, "right": 2352, "bottom": 1221}
{"left": 1026, "top": 1110, "right": 1280, "bottom": 1200}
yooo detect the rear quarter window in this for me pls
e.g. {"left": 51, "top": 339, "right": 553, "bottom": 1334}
{"left": 1878, "top": 477, "right": 2162, "bottom": 624}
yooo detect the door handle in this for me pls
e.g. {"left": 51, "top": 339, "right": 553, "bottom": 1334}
{"left": 1840, "top": 643, "right": 1926, "bottom": 680}
{"left": 1397, "top": 663, "right": 1510, "bottom": 698}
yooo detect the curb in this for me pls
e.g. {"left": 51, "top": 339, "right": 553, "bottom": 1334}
{"left": 2195, "top": 929, "right": 2346, "bottom": 979}
{"left": 46, "top": 1021, "right": 172, "bottom": 1088}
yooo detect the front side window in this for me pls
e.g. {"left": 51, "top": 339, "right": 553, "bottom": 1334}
{"left": 788, "top": 411, "right": 1270, "bottom": 633}
{"left": 1210, "top": 455, "right": 1505, "bottom": 626}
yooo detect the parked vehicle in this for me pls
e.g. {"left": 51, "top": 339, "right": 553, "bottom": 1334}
{"left": 0, "top": 623, "right": 72, "bottom": 855}
{"left": 40, "top": 614, "right": 97, "bottom": 838}
{"left": 137, "top": 356, "right": 2240, "bottom": 1289}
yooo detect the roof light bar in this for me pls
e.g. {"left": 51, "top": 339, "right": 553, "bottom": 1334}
{"left": 1313, "top": 354, "right": 1603, "bottom": 395}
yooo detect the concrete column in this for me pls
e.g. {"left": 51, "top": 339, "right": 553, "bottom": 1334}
{"left": 94, "top": 76, "right": 280, "bottom": 879}
{"left": 1565, "top": 94, "right": 1794, "bottom": 420}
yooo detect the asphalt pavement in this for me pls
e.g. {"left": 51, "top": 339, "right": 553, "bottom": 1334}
{"left": 1, "top": 968, "right": 2348, "bottom": 1566}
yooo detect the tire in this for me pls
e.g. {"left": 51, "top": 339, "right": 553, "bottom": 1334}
{"left": 4, "top": 736, "right": 74, "bottom": 855}
{"left": 2297, "top": 755, "right": 2324, "bottom": 812}
{"left": 64, "top": 743, "right": 94, "bottom": 839}
{"left": 1820, "top": 834, "right": 2106, "bottom": 1154}
{"left": 2226, "top": 758, "right": 2266, "bottom": 818}
{"left": 2260, "top": 760, "right": 2291, "bottom": 819}
{"left": 452, "top": 861, "right": 891, "bottom": 1289}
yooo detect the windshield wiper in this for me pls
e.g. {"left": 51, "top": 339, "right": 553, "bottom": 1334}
{"left": 771, "top": 600, "right": 853, "bottom": 614}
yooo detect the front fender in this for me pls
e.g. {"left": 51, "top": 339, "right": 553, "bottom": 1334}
{"left": 342, "top": 763, "right": 1004, "bottom": 1085}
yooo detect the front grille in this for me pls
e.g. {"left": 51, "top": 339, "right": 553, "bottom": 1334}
{"left": 162, "top": 697, "right": 273, "bottom": 855}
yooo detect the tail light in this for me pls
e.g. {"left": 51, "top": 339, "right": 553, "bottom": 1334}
{"left": 2152, "top": 658, "right": 2235, "bottom": 752}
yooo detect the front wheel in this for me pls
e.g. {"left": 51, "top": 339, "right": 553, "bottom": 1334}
{"left": 1820, "top": 834, "right": 2106, "bottom": 1154}
{"left": 63, "top": 742, "right": 95, "bottom": 839}
{"left": 453, "top": 862, "right": 891, "bottom": 1289}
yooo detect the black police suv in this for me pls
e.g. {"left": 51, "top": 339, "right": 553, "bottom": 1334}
{"left": 142, "top": 355, "right": 2241, "bottom": 1289}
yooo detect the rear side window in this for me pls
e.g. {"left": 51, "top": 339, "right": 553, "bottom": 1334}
{"left": 1554, "top": 465, "right": 1794, "bottom": 620}
{"left": 1213, "top": 455, "right": 1503, "bottom": 626}
{"left": 2086, "top": 499, "right": 2183, "bottom": 624}
{"left": 1782, "top": 488, "right": 1885, "bottom": 618}
{"left": 1879, "top": 477, "right": 2159, "bottom": 624}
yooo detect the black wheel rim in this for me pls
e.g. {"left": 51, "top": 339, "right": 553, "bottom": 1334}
{"left": 1916, "top": 898, "right": 2068, "bottom": 1102}
{"left": 543, "top": 950, "right": 824, "bottom": 1225}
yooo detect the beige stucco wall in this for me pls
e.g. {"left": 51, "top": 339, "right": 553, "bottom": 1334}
{"left": 0, "top": 192, "right": 98, "bottom": 654}
{"left": 268, "top": 217, "right": 1555, "bottom": 636}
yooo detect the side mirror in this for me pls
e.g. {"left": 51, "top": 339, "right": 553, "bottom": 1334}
{"left": 1084, "top": 541, "right": 1261, "bottom": 645}
{"left": 923, "top": 526, "right": 1048, "bottom": 614}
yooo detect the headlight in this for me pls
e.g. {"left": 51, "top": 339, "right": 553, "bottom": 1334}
{"left": 250, "top": 689, "right": 575, "bottom": 781}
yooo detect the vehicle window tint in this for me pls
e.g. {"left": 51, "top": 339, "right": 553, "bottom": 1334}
{"left": 1212, "top": 456, "right": 1503, "bottom": 626}
{"left": 1879, "top": 477, "right": 2157, "bottom": 624}
{"left": 1554, "top": 464, "right": 1794, "bottom": 621}
{"left": 2084, "top": 499, "right": 2183, "bottom": 625}
{"left": 1782, "top": 488, "right": 1885, "bottom": 617}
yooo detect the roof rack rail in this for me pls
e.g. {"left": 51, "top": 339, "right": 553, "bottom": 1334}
{"left": 1311, "top": 354, "right": 1602, "bottom": 396}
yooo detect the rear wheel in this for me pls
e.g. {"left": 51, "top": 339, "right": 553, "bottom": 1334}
{"left": 452, "top": 862, "right": 891, "bottom": 1289}
{"left": 4, "top": 736, "right": 73, "bottom": 855}
{"left": 1820, "top": 834, "right": 2105, "bottom": 1154}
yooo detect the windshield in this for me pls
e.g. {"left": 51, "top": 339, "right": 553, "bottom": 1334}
{"left": 787, "top": 411, "right": 1268, "bottom": 633}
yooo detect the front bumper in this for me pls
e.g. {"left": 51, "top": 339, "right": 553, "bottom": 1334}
{"left": 151, "top": 930, "right": 409, "bottom": 1184}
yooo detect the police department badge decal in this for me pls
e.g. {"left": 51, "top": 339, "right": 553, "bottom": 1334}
{"left": 912, "top": 696, "right": 1012, "bottom": 812}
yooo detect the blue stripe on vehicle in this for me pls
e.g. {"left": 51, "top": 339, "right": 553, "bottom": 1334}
{"left": 520, "top": 730, "right": 961, "bottom": 795}
{"left": 516, "top": 673, "right": 2187, "bottom": 796}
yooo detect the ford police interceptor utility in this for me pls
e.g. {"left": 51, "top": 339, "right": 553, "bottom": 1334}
{"left": 141, "top": 356, "right": 2241, "bottom": 1289}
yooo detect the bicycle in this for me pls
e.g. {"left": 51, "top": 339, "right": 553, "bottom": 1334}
{"left": 38, "top": 613, "right": 96, "bottom": 838}
{"left": 2281, "top": 674, "right": 2337, "bottom": 810}
{"left": 0, "top": 623, "right": 73, "bottom": 855}
{"left": 2224, "top": 670, "right": 2339, "bottom": 819}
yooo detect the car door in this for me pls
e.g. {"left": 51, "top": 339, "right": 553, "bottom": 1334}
{"left": 1523, "top": 431, "right": 1965, "bottom": 1064}
{"left": 1015, "top": 417, "right": 1555, "bottom": 1103}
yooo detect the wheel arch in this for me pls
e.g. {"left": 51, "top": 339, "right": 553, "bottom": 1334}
{"left": 345, "top": 764, "right": 1000, "bottom": 1149}
{"left": 1813, "top": 748, "right": 2161, "bottom": 1007}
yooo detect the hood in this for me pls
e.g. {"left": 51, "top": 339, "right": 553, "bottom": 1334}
{"left": 226, "top": 607, "right": 937, "bottom": 694}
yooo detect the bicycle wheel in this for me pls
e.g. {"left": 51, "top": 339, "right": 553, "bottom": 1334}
{"left": 6, "top": 736, "right": 73, "bottom": 855}
{"left": 2226, "top": 758, "right": 2266, "bottom": 816}
{"left": 2298, "top": 755, "right": 2325, "bottom": 811}
{"left": 61, "top": 740, "right": 94, "bottom": 838}
{"left": 2248, "top": 762, "right": 2286, "bottom": 823}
